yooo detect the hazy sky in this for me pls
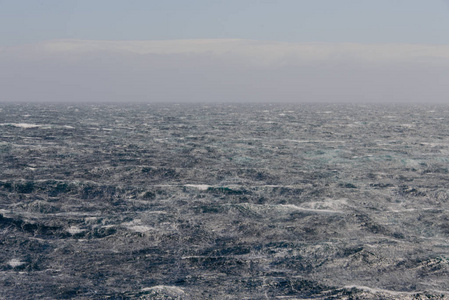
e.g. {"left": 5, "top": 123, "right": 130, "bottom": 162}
{"left": 1, "top": 0, "right": 449, "bottom": 45}
{"left": 1, "top": 0, "right": 449, "bottom": 103}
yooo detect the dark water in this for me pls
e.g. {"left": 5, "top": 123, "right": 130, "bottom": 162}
{"left": 1, "top": 103, "right": 449, "bottom": 299}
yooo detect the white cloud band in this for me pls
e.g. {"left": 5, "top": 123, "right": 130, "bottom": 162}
{"left": 7, "top": 39, "right": 449, "bottom": 65}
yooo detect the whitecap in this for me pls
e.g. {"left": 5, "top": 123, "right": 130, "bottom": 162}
{"left": 67, "top": 226, "right": 85, "bottom": 235}
{"left": 1, "top": 123, "right": 42, "bottom": 129}
{"left": 8, "top": 259, "right": 25, "bottom": 268}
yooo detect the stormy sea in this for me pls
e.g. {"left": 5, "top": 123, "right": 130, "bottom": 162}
{"left": 1, "top": 103, "right": 449, "bottom": 299}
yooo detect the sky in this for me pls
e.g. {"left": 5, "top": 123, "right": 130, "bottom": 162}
{"left": 1, "top": 0, "right": 449, "bottom": 103}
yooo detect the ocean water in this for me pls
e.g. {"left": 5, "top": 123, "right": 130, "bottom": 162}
{"left": 1, "top": 103, "right": 449, "bottom": 299}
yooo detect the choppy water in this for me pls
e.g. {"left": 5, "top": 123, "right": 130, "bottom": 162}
{"left": 1, "top": 103, "right": 449, "bottom": 299}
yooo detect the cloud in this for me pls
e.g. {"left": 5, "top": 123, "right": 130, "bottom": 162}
{"left": 9, "top": 39, "right": 449, "bottom": 65}
{"left": 1, "top": 39, "right": 449, "bottom": 103}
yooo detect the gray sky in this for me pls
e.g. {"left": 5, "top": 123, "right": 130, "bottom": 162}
{"left": 1, "top": 0, "right": 449, "bottom": 103}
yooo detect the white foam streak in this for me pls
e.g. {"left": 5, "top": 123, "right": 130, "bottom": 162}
{"left": 184, "top": 184, "right": 211, "bottom": 190}
{"left": 0, "top": 123, "right": 42, "bottom": 129}
{"left": 345, "top": 285, "right": 449, "bottom": 296}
